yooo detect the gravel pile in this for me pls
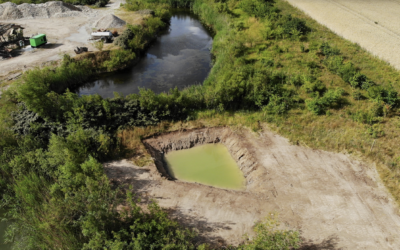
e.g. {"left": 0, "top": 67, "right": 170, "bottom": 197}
{"left": 0, "top": 1, "right": 97, "bottom": 20}
{"left": 94, "top": 14, "right": 126, "bottom": 29}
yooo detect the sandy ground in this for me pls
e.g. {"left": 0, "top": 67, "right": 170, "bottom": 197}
{"left": 106, "top": 128, "right": 400, "bottom": 249}
{"left": 285, "top": 0, "right": 400, "bottom": 70}
{"left": 0, "top": 0, "right": 126, "bottom": 78}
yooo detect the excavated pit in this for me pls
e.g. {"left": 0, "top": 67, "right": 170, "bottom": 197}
{"left": 105, "top": 126, "right": 400, "bottom": 248}
{"left": 143, "top": 127, "right": 258, "bottom": 189}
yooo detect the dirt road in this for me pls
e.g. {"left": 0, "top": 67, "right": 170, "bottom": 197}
{"left": 106, "top": 127, "right": 400, "bottom": 249}
{"left": 285, "top": 0, "right": 400, "bottom": 70}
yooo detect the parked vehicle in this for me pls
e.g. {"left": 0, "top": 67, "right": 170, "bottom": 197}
{"left": 90, "top": 31, "right": 113, "bottom": 43}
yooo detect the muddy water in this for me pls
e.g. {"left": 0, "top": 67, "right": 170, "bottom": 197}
{"left": 165, "top": 144, "right": 245, "bottom": 190}
{"left": 76, "top": 12, "right": 213, "bottom": 98}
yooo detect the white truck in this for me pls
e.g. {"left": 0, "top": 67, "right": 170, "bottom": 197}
{"left": 90, "top": 31, "right": 113, "bottom": 43}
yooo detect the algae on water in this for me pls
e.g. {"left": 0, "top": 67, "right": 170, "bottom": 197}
{"left": 165, "top": 143, "right": 245, "bottom": 190}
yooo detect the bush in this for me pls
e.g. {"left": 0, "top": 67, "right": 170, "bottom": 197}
{"left": 239, "top": 0, "right": 276, "bottom": 18}
{"left": 103, "top": 49, "right": 136, "bottom": 72}
{"left": 113, "top": 28, "right": 134, "bottom": 49}
{"left": 319, "top": 42, "right": 340, "bottom": 58}
{"left": 239, "top": 214, "right": 301, "bottom": 250}
{"left": 306, "top": 88, "right": 344, "bottom": 115}
{"left": 352, "top": 89, "right": 364, "bottom": 100}
{"left": 93, "top": 40, "right": 104, "bottom": 51}
{"left": 349, "top": 72, "right": 367, "bottom": 88}
{"left": 367, "top": 85, "right": 399, "bottom": 107}
{"left": 278, "top": 14, "right": 310, "bottom": 40}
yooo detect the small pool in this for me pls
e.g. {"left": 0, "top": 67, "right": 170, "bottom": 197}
{"left": 165, "top": 144, "right": 246, "bottom": 190}
{"left": 76, "top": 12, "right": 213, "bottom": 98}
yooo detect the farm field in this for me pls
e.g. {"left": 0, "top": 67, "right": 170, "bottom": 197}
{"left": 285, "top": 0, "right": 400, "bottom": 70}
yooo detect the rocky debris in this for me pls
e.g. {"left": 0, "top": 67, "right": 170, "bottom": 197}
{"left": 73, "top": 46, "right": 88, "bottom": 54}
{"left": 94, "top": 14, "right": 126, "bottom": 29}
{"left": 0, "top": 1, "right": 97, "bottom": 20}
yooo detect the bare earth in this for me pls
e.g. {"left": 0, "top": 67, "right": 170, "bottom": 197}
{"left": 0, "top": 0, "right": 127, "bottom": 78}
{"left": 106, "top": 128, "right": 400, "bottom": 249}
{"left": 285, "top": 0, "right": 400, "bottom": 70}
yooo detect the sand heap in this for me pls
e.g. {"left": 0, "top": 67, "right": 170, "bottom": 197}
{"left": 0, "top": 1, "right": 96, "bottom": 20}
{"left": 94, "top": 14, "right": 126, "bottom": 29}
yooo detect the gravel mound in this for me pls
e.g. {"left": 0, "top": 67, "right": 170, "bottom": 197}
{"left": 94, "top": 14, "right": 126, "bottom": 29}
{"left": 0, "top": 1, "right": 97, "bottom": 20}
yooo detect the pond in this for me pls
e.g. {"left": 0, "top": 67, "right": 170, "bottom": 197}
{"left": 165, "top": 144, "right": 246, "bottom": 190}
{"left": 76, "top": 12, "right": 213, "bottom": 98}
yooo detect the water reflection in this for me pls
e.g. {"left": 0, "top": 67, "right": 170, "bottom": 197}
{"left": 76, "top": 12, "right": 213, "bottom": 98}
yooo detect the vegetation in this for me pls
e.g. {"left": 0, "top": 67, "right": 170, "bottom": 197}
{"left": 1, "top": 0, "right": 400, "bottom": 248}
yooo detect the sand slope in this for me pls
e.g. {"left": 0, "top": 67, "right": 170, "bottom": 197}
{"left": 106, "top": 127, "right": 400, "bottom": 249}
{"left": 285, "top": 0, "right": 400, "bottom": 70}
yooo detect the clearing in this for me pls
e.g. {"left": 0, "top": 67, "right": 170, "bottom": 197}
{"left": 106, "top": 127, "right": 400, "bottom": 249}
{"left": 0, "top": 0, "right": 143, "bottom": 79}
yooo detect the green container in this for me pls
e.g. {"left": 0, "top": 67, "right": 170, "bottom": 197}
{"left": 29, "top": 34, "right": 47, "bottom": 48}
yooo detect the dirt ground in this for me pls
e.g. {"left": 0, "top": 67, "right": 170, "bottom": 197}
{"left": 105, "top": 127, "right": 400, "bottom": 249}
{"left": 0, "top": 0, "right": 132, "bottom": 78}
{"left": 285, "top": 0, "right": 400, "bottom": 70}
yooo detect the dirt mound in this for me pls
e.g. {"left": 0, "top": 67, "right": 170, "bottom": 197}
{"left": 0, "top": 1, "right": 95, "bottom": 20}
{"left": 94, "top": 14, "right": 126, "bottom": 29}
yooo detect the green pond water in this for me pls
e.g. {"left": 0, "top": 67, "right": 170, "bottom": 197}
{"left": 165, "top": 144, "right": 245, "bottom": 190}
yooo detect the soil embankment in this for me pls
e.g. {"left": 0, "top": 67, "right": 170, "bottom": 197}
{"left": 105, "top": 127, "right": 400, "bottom": 249}
{"left": 285, "top": 0, "right": 400, "bottom": 70}
{"left": 143, "top": 128, "right": 257, "bottom": 184}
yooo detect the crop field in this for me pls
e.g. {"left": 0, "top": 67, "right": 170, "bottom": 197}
{"left": 285, "top": 0, "right": 400, "bottom": 70}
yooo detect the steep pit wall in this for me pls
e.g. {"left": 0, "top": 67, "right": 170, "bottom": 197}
{"left": 143, "top": 127, "right": 258, "bottom": 188}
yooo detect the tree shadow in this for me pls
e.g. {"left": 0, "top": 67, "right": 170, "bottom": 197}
{"left": 104, "top": 162, "right": 154, "bottom": 192}
{"left": 299, "top": 235, "right": 340, "bottom": 250}
{"left": 164, "top": 207, "right": 236, "bottom": 247}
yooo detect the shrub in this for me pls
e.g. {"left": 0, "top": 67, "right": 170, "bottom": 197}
{"left": 302, "top": 79, "right": 326, "bottom": 95}
{"left": 93, "top": 40, "right": 104, "bottom": 51}
{"left": 239, "top": 0, "right": 276, "bottom": 18}
{"left": 349, "top": 72, "right": 367, "bottom": 88}
{"left": 338, "top": 62, "right": 357, "bottom": 83}
{"left": 103, "top": 50, "right": 136, "bottom": 72}
{"left": 306, "top": 88, "right": 344, "bottom": 115}
{"left": 367, "top": 85, "right": 399, "bottom": 107}
{"left": 278, "top": 14, "right": 310, "bottom": 40}
{"left": 113, "top": 28, "right": 134, "bottom": 49}
{"left": 352, "top": 89, "right": 363, "bottom": 100}
{"left": 319, "top": 42, "right": 340, "bottom": 58}
{"left": 239, "top": 214, "right": 301, "bottom": 250}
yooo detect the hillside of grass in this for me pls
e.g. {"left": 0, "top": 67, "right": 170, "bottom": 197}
{"left": 0, "top": 0, "right": 400, "bottom": 248}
